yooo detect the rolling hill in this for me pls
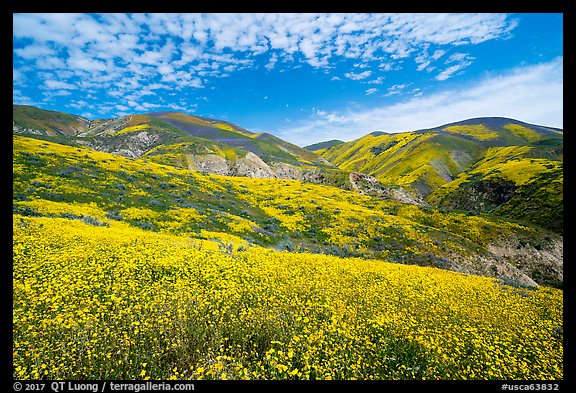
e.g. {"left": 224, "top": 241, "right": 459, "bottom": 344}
{"left": 318, "top": 117, "right": 563, "bottom": 233}
{"left": 13, "top": 134, "right": 563, "bottom": 288}
{"left": 13, "top": 104, "right": 93, "bottom": 137}
{"left": 13, "top": 105, "right": 339, "bottom": 182}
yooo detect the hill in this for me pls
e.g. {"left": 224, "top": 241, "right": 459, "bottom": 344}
{"left": 13, "top": 133, "right": 563, "bottom": 379}
{"left": 318, "top": 117, "right": 563, "bottom": 233}
{"left": 13, "top": 134, "right": 563, "bottom": 288}
{"left": 13, "top": 105, "right": 340, "bottom": 183}
{"left": 13, "top": 105, "right": 92, "bottom": 136}
{"left": 304, "top": 139, "right": 345, "bottom": 154}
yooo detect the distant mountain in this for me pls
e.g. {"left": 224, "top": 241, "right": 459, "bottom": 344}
{"left": 318, "top": 117, "right": 563, "bottom": 233}
{"left": 304, "top": 140, "right": 345, "bottom": 154}
{"left": 12, "top": 105, "right": 345, "bottom": 183}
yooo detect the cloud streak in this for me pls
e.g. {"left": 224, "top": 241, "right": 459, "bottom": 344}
{"left": 276, "top": 57, "right": 563, "bottom": 146}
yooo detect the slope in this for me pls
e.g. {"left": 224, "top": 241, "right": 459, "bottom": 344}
{"left": 150, "top": 111, "right": 330, "bottom": 168}
{"left": 13, "top": 105, "right": 337, "bottom": 181}
{"left": 319, "top": 117, "right": 563, "bottom": 233}
{"left": 13, "top": 134, "right": 563, "bottom": 287}
{"left": 304, "top": 139, "right": 345, "bottom": 154}
{"left": 14, "top": 214, "right": 562, "bottom": 379}
{"left": 13, "top": 105, "right": 92, "bottom": 137}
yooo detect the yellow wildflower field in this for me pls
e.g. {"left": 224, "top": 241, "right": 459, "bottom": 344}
{"left": 13, "top": 215, "right": 562, "bottom": 380}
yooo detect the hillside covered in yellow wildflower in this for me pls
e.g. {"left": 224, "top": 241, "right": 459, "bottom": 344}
{"left": 318, "top": 117, "right": 563, "bottom": 233}
{"left": 14, "top": 212, "right": 562, "bottom": 380}
{"left": 13, "top": 111, "right": 563, "bottom": 381}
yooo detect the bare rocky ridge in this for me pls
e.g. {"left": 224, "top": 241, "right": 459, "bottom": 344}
{"left": 188, "top": 152, "right": 330, "bottom": 182}
{"left": 185, "top": 151, "right": 428, "bottom": 206}
{"left": 188, "top": 154, "right": 230, "bottom": 175}
{"left": 233, "top": 152, "right": 278, "bottom": 178}
{"left": 397, "top": 236, "right": 562, "bottom": 288}
{"left": 440, "top": 252, "right": 539, "bottom": 288}
{"left": 77, "top": 116, "right": 130, "bottom": 137}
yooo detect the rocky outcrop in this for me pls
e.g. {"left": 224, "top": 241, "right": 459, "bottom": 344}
{"left": 189, "top": 154, "right": 230, "bottom": 175}
{"left": 77, "top": 131, "right": 162, "bottom": 158}
{"left": 14, "top": 120, "right": 92, "bottom": 137}
{"left": 407, "top": 236, "right": 563, "bottom": 288}
{"left": 440, "top": 252, "right": 539, "bottom": 288}
{"left": 77, "top": 117, "right": 129, "bottom": 137}
{"left": 266, "top": 163, "right": 323, "bottom": 182}
{"left": 232, "top": 152, "right": 277, "bottom": 178}
{"left": 13, "top": 124, "right": 46, "bottom": 136}
{"left": 349, "top": 172, "right": 428, "bottom": 206}
{"left": 119, "top": 131, "right": 162, "bottom": 157}
{"left": 189, "top": 152, "right": 278, "bottom": 178}
{"left": 488, "top": 237, "right": 563, "bottom": 288}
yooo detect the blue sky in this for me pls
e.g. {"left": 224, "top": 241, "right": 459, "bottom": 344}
{"left": 13, "top": 13, "right": 563, "bottom": 146}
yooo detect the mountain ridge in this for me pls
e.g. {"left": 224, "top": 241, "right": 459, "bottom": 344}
{"left": 13, "top": 104, "right": 346, "bottom": 181}
{"left": 317, "top": 117, "right": 562, "bottom": 233}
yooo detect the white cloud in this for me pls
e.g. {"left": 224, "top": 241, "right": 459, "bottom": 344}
{"left": 276, "top": 58, "right": 563, "bottom": 146}
{"left": 43, "top": 80, "right": 77, "bottom": 90}
{"left": 299, "top": 39, "right": 317, "bottom": 59}
{"left": 157, "top": 63, "right": 175, "bottom": 76}
{"left": 314, "top": 109, "right": 347, "bottom": 124}
{"left": 14, "top": 45, "right": 56, "bottom": 59}
{"left": 141, "top": 102, "right": 162, "bottom": 109}
{"left": 13, "top": 13, "right": 519, "bottom": 88}
{"left": 344, "top": 70, "right": 372, "bottom": 80}
{"left": 383, "top": 83, "right": 409, "bottom": 97}
{"left": 42, "top": 90, "right": 72, "bottom": 98}
{"left": 68, "top": 56, "right": 108, "bottom": 72}
{"left": 13, "top": 68, "right": 23, "bottom": 84}
{"left": 432, "top": 50, "right": 446, "bottom": 60}
{"left": 435, "top": 65, "right": 464, "bottom": 81}
{"left": 435, "top": 53, "right": 475, "bottom": 81}
{"left": 446, "top": 53, "right": 468, "bottom": 62}
{"left": 365, "top": 88, "right": 378, "bottom": 95}
{"left": 386, "top": 13, "right": 518, "bottom": 46}
{"left": 368, "top": 76, "right": 385, "bottom": 85}
{"left": 13, "top": 89, "right": 36, "bottom": 106}
{"left": 265, "top": 53, "right": 278, "bottom": 71}
{"left": 135, "top": 50, "right": 164, "bottom": 66}
{"left": 162, "top": 101, "right": 197, "bottom": 112}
